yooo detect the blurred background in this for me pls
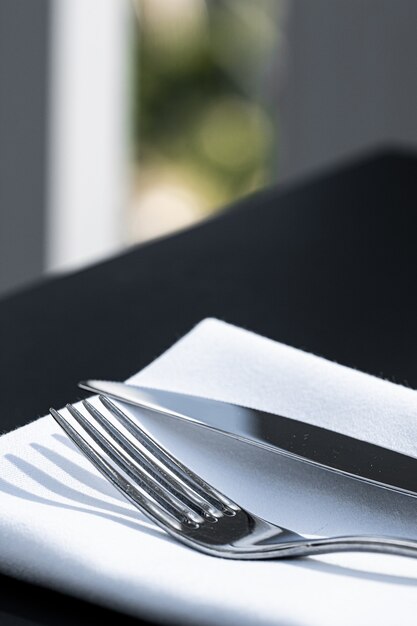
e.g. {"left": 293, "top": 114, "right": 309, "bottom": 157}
{"left": 130, "top": 0, "right": 279, "bottom": 244}
{"left": 1, "top": 0, "right": 417, "bottom": 295}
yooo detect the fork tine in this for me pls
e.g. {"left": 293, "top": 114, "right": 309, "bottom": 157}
{"left": 99, "top": 395, "right": 239, "bottom": 513}
{"left": 82, "top": 399, "right": 221, "bottom": 518}
{"left": 50, "top": 407, "right": 201, "bottom": 529}
{"left": 65, "top": 403, "right": 205, "bottom": 525}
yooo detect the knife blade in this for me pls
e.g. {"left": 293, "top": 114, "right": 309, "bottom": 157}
{"left": 79, "top": 379, "right": 417, "bottom": 498}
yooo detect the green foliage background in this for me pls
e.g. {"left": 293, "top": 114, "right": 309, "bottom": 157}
{"left": 132, "top": 0, "right": 277, "bottom": 218}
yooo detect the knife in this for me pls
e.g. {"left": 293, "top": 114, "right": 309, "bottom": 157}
{"left": 79, "top": 379, "right": 417, "bottom": 498}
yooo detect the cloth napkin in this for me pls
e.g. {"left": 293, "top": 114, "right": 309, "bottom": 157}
{"left": 1, "top": 318, "right": 417, "bottom": 626}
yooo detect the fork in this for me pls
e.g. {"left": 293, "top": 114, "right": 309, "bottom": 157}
{"left": 50, "top": 397, "right": 417, "bottom": 560}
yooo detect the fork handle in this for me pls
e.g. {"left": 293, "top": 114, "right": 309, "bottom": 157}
{"left": 270, "top": 535, "right": 417, "bottom": 560}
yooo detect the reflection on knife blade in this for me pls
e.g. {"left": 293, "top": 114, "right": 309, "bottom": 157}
{"left": 79, "top": 379, "right": 417, "bottom": 498}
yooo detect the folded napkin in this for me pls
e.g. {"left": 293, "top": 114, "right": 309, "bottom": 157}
{"left": 1, "top": 318, "right": 417, "bottom": 625}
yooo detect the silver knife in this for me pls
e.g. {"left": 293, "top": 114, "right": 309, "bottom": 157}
{"left": 79, "top": 379, "right": 417, "bottom": 498}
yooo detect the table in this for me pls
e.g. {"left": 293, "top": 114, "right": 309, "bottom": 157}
{"left": 1, "top": 148, "right": 417, "bottom": 625}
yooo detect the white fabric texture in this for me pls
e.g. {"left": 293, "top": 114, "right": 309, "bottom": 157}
{"left": 1, "top": 317, "right": 417, "bottom": 625}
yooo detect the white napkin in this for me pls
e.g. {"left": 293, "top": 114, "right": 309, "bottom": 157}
{"left": 1, "top": 318, "right": 417, "bottom": 626}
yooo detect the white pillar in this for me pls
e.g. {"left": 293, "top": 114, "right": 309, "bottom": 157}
{"left": 47, "top": 0, "right": 131, "bottom": 272}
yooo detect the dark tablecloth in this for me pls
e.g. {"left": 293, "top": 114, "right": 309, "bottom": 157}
{"left": 1, "top": 148, "right": 417, "bottom": 625}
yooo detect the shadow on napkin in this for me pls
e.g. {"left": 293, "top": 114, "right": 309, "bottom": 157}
{"left": 1, "top": 432, "right": 174, "bottom": 545}
{"left": 1, "top": 418, "right": 417, "bottom": 588}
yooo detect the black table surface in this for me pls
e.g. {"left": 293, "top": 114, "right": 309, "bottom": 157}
{"left": 1, "top": 148, "right": 417, "bottom": 625}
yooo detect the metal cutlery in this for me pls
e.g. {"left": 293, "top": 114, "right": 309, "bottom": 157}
{"left": 79, "top": 379, "right": 417, "bottom": 499}
{"left": 50, "top": 396, "right": 417, "bottom": 560}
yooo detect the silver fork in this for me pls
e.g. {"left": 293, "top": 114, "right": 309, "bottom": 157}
{"left": 50, "top": 396, "right": 417, "bottom": 560}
